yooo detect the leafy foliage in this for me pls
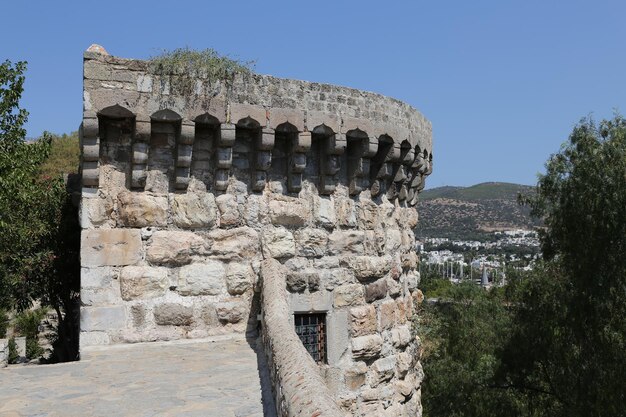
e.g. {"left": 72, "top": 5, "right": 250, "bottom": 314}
{"left": 14, "top": 308, "right": 45, "bottom": 359}
{"left": 7, "top": 337, "right": 18, "bottom": 364}
{"left": 0, "top": 309, "right": 8, "bottom": 338}
{"left": 39, "top": 131, "right": 80, "bottom": 179}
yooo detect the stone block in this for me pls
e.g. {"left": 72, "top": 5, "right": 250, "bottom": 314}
{"left": 201, "top": 303, "right": 219, "bottom": 326}
{"left": 81, "top": 306, "right": 126, "bottom": 331}
{"left": 216, "top": 300, "right": 247, "bottom": 323}
{"left": 327, "top": 230, "right": 365, "bottom": 255}
{"left": 79, "top": 195, "right": 113, "bottom": 228}
{"left": 208, "top": 227, "right": 259, "bottom": 260}
{"left": 154, "top": 303, "right": 194, "bottom": 326}
{"left": 81, "top": 229, "right": 142, "bottom": 267}
{"left": 269, "top": 198, "right": 310, "bottom": 226}
{"left": 261, "top": 227, "right": 295, "bottom": 259}
{"left": 357, "top": 200, "right": 379, "bottom": 230}
{"left": 321, "top": 268, "right": 354, "bottom": 290}
{"left": 117, "top": 191, "right": 168, "bottom": 228}
{"left": 334, "top": 284, "right": 365, "bottom": 307}
{"left": 396, "top": 351, "right": 413, "bottom": 378}
{"left": 294, "top": 228, "right": 328, "bottom": 257}
{"left": 345, "top": 362, "right": 367, "bottom": 390}
{"left": 286, "top": 272, "right": 308, "bottom": 292}
{"left": 343, "top": 255, "right": 392, "bottom": 281}
{"left": 131, "top": 305, "right": 147, "bottom": 328}
{"left": 370, "top": 355, "right": 396, "bottom": 387}
{"left": 146, "top": 231, "right": 204, "bottom": 265}
{"left": 81, "top": 267, "right": 116, "bottom": 288}
{"left": 350, "top": 305, "right": 377, "bottom": 337}
{"left": 352, "top": 334, "right": 383, "bottom": 360}
{"left": 335, "top": 197, "right": 356, "bottom": 227}
{"left": 314, "top": 196, "right": 336, "bottom": 228}
{"left": 225, "top": 262, "right": 254, "bottom": 295}
{"left": 80, "top": 331, "right": 110, "bottom": 347}
{"left": 216, "top": 194, "right": 242, "bottom": 228}
{"left": 0, "top": 339, "right": 7, "bottom": 368}
{"left": 379, "top": 300, "right": 398, "bottom": 330}
{"left": 401, "top": 252, "right": 419, "bottom": 270}
{"left": 80, "top": 287, "right": 119, "bottom": 306}
{"left": 391, "top": 325, "right": 412, "bottom": 348}
{"left": 365, "top": 279, "right": 388, "bottom": 302}
{"left": 120, "top": 266, "right": 168, "bottom": 300}
{"left": 177, "top": 261, "right": 226, "bottom": 296}
{"left": 384, "top": 229, "right": 402, "bottom": 254}
{"left": 172, "top": 192, "right": 217, "bottom": 229}
{"left": 387, "top": 277, "right": 402, "bottom": 298}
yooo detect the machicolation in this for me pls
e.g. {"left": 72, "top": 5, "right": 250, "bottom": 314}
{"left": 79, "top": 44, "right": 432, "bottom": 416}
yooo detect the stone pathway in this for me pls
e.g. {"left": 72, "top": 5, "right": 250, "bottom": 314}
{"left": 0, "top": 335, "right": 276, "bottom": 417}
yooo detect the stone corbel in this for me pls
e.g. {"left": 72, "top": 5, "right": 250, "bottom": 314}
{"left": 214, "top": 123, "right": 236, "bottom": 191}
{"left": 252, "top": 128, "right": 275, "bottom": 191}
{"left": 175, "top": 121, "right": 194, "bottom": 190}
{"left": 131, "top": 118, "right": 150, "bottom": 189}
{"left": 288, "top": 131, "right": 310, "bottom": 193}
{"left": 81, "top": 117, "right": 100, "bottom": 188}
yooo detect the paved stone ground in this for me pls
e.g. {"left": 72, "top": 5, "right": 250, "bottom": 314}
{"left": 0, "top": 335, "right": 276, "bottom": 417}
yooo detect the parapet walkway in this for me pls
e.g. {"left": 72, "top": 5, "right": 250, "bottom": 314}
{"left": 0, "top": 335, "right": 276, "bottom": 417}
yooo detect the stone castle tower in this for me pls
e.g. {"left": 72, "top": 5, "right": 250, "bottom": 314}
{"left": 79, "top": 45, "right": 432, "bottom": 416}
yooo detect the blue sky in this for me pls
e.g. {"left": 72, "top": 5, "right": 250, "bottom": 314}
{"left": 2, "top": 0, "right": 625, "bottom": 187}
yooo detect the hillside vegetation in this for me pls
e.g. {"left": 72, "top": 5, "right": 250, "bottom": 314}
{"left": 416, "top": 182, "right": 541, "bottom": 240}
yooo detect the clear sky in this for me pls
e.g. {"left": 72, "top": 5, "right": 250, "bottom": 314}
{"left": 2, "top": 0, "right": 625, "bottom": 187}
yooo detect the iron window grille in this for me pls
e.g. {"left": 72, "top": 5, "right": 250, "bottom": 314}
{"left": 294, "top": 313, "right": 327, "bottom": 364}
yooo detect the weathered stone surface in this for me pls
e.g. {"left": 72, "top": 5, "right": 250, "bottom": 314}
{"left": 208, "top": 227, "right": 259, "bottom": 259}
{"left": 391, "top": 325, "right": 412, "bottom": 348}
{"left": 171, "top": 192, "right": 217, "bottom": 228}
{"left": 370, "top": 355, "right": 396, "bottom": 387}
{"left": 384, "top": 229, "right": 402, "bottom": 254}
{"left": 216, "top": 194, "right": 242, "bottom": 228}
{"left": 81, "top": 267, "right": 117, "bottom": 288}
{"left": 365, "top": 279, "right": 388, "bottom": 302}
{"left": 294, "top": 228, "right": 328, "bottom": 257}
{"left": 225, "top": 262, "right": 253, "bottom": 295}
{"left": 321, "top": 268, "right": 354, "bottom": 290}
{"left": 261, "top": 227, "right": 295, "bottom": 259}
{"left": 130, "top": 305, "right": 147, "bottom": 328}
{"left": 80, "top": 195, "right": 114, "bottom": 228}
{"left": 216, "top": 300, "right": 247, "bottom": 323}
{"left": 286, "top": 272, "right": 308, "bottom": 292}
{"left": 177, "top": 261, "right": 225, "bottom": 296}
{"left": 82, "top": 229, "right": 142, "bottom": 267}
{"left": 335, "top": 197, "right": 356, "bottom": 227}
{"left": 401, "top": 252, "right": 419, "bottom": 270}
{"left": 352, "top": 334, "right": 383, "bottom": 360}
{"left": 343, "top": 255, "right": 392, "bottom": 280}
{"left": 81, "top": 306, "right": 126, "bottom": 331}
{"left": 357, "top": 200, "right": 379, "bottom": 229}
{"left": 147, "top": 231, "right": 204, "bottom": 265}
{"left": 327, "top": 230, "right": 365, "bottom": 255}
{"left": 120, "top": 266, "right": 168, "bottom": 300}
{"left": 269, "top": 198, "right": 310, "bottom": 226}
{"left": 387, "top": 277, "right": 402, "bottom": 298}
{"left": 200, "top": 303, "right": 218, "bottom": 326}
{"left": 396, "top": 351, "right": 413, "bottom": 378}
{"left": 379, "top": 300, "right": 398, "bottom": 330}
{"left": 350, "top": 305, "right": 377, "bottom": 337}
{"left": 345, "top": 362, "right": 367, "bottom": 390}
{"left": 117, "top": 191, "right": 168, "bottom": 227}
{"left": 334, "top": 284, "right": 365, "bottom": 307}
{"left": 154, "top": 303, "right": 193, "bottom": 326}
{"left": 308, "top": 274, "right": 320, "bottom": 292}
{"left": 314, "top": 196, "right": 336, "bottom": 228}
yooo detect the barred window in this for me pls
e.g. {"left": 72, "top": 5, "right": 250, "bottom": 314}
{"left": 294, "top": 313, "right": 327, "bottom": 364}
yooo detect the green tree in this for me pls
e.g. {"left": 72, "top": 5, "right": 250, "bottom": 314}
{"left": 0, "top": 60, "right": 79, "bottom": 361}
{"left": 502, "top": 116, "right": 626, "bottom": 417}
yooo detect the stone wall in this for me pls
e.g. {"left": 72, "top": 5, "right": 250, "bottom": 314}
{"left": 79, "top": 45, "right": 430, "bottom": 416}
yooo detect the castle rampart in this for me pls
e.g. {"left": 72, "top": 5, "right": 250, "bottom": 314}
{"left": 79, "top": 45, "right": 431, "bottom": 416}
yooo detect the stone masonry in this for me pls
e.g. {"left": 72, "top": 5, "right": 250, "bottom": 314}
{"left": 79, "top": 44, "right": 432, "bottom": 416}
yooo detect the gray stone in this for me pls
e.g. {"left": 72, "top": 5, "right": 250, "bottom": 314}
{"left": 261, "top": 227, "right": 295, "bottom": 259}
{"left": 216, "top": 194, "right": 242, "bottom": 228}
{"left": 269, "top": 197, "right": 310, "bottom": 226}
{"left": 177, "top": 262, "right": 226, "bottom": 296}
{"left": 350, "top": 305, "right": 377, "bottom": 337}
{"left": 352, "top": 334, "right": 383, "bottom": 360}
{"left": 154, "top": 303, "right": 193, "bottom": 326}
{"left": 365, "top": 279, "right": 388, "bottom": 302}
{"left": 334, "top": 284, "right": 365, "bottom": 307}
{"left": 147, "top": 231, "right": 204, "bottom": 265}
{"left": 81, "top": 229, "right": 142, "bottom": 267}
{"left": 294, "top": 228, "right": 328, "bottom": 257}
{"left": 208, "top": 227, "right": 259, "bottom": 260}
{"left": 117, "top": 191, "right": 168, "bottom": 228}
{"left": 81, "top": 306, "right": 126, "bottom": 331}
{"left": 216, "top": 300, "right": 247, "bottom": 324}
{"left": 225, "top": 262, "right": 254, "bottom": 295}
{"left": 286, "top": 272, "right": 308, "bottom": 293}
{"left": 314, "top": 196, "right": 336, "bottom": 228}
{"left": 370, "top": 355, "right": 396, "bottom": 387}
{"left": 120, "top": 266, "right": 168, "bottom": 300}
{"left": 343, "top": 255, "right": 392, "bottom": 281}
{"left": 172, "top": 192, "right": 217, "bottom": 229}
{"left": 327, "top": 230, "right": 365, "bottom": 255}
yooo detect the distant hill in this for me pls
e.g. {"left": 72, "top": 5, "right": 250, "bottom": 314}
{"left": 415, "top": 182, "right": 541, "bottom": 240}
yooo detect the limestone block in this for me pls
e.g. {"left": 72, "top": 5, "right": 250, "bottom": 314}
{"left": 357, "top": 200, "right": 379, "bottom": 230}
{"left": 365, "top": 279, "right": 388, "bottom": 302}
{"left": 80, "top": 331, "right": 110, "bottom": 347}
{"left": 391, "top": 325, "right": 412, "bottom": 348}
{"left": 294, "top": 228, "right": 328, "bottom": 257}
{"left": 394, "top": 378, "right": 413, "bottom": 399}
{"left": 225, "top": 262, "right": 254, "bottom": 295}
{"left": 171, "top": 192, "right": 217, "bottom": 229}
{"left": 387, "top": 277, "right": 402, "bottom": 298}
{"left": 398, "top": 207, "right": 419, "bottom": 229}
{"left": 334, "top": 284, "right": 365, "bottom": 307}
{"left": 81, "top": 229, "right": 142, "bottom": 267}
{"left": 370, "top": 355, "right": 396, "bottom": 387}
{"left": 0, "top": 339, "right": 7, "bottom": 368}
{"left": 379, "top": 300, "right": 398, "bottom": 330}
{"left": 81, "top": 306, "right": 126, "bottom": 331}
{"left": 401, "top": 252, "right": 419, "bottom": 270}
{"left": 154, "top": 303, "right": 193, "bottom": 326}
{"left": 119, "top": 266, "right": 168, "bottom": 300}
{"left": 131, "top": 305, "right": 147, "bottom": 328}
{"left": 286, "top": 272, "right": 308, "bottom": 293}
{"left": 269, "top": 197, "right": 311, "bottom": 226}
{"left": 385, "top": 229, "right": 403, "bottom": 255}
{"left": 345, "top": 362, "right": 367, "bottom": 390}
{"left": 208, "top": 227, "right": 259, "bottom": 260}
{"left": 352, "top": 334, "right": 383, "bottom": 360}
{"left": 261, "top": 227, "right": 295, "bottom": 259}
{"left": 314, "top": 196, "right": 336, "bottom": 228}
{"left": 216, "top": 300, "right": 247, "bottom": 323}
{"left": 321, "top": 268, "right": 354, "bottom": 290}
{"left": 308, "top": 274, "right": 320, "bottom": 292}
{"left": 244, "top": 194, "right": 262, "bottom": 228}
{"left": 335, "top": 197, "right": 357, "bottom": 227}
{"left": 216, "top": 194, "right": 242, "bottom": 228}
{"left": 117, "top": 191, "right": 168, "bottom": 228}
{"left": 177, "top": 261, "right": 226, "bottom": 296}
{"left": 201, "top": 303, "right": 219, "bottom": 326}
{"left": 81, "top": 267, "right": 116, "bottom": 288}
{"left": 327, "top": 230, "right": 365, "bottom": 255}
{"left": 396, "top": 351, "right": 413, "bottom": 378}
{"left": 350, "top": 305, "right": 377, "bottom": 337}
{"left": 343, "top": 255, "right": 393, "bottom": 281}
{"left": 80, "top": 286, "right": 119, "bottom": 306}
{"left": 406, "top": 272, "right": 419, "bottom": 291}
{"left": 80, "top": 195, "right": 114, "bottom": 228}
{"left": 396, "top": 297, "right": 408, "bottom": 324}
{"left": 146, "top": 231, "right": 205, "bottom": 265}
